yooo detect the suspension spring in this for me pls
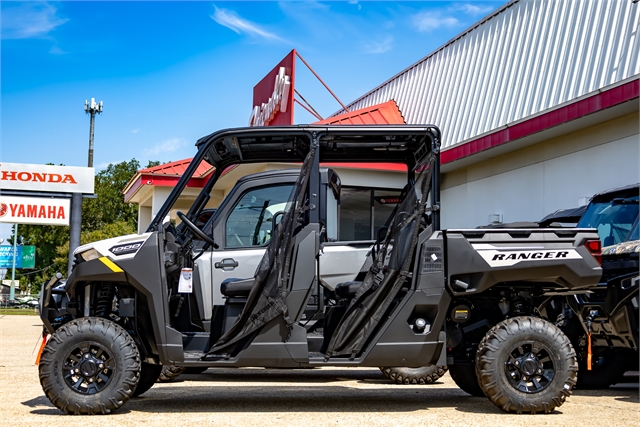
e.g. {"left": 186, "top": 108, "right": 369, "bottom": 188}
{"left": 511, "top": 295, "right": 529, "bottom": 317}
{"left": 95, "top": 283, "right": 115, "bottom": 318}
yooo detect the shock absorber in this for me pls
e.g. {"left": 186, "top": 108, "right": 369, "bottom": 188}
{"left": 95, "top": 283, "right": 115, "bottom": 318}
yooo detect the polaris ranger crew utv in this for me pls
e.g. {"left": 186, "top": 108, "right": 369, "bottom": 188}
{"left": 38, "top": 125, "right": 603, "bottom": 415}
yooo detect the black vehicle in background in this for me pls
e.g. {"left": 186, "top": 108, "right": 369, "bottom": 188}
{"left": 540, "top": 184, "right": 639, "bottom": 388}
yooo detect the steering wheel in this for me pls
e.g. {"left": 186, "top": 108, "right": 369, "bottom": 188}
{"left": 176, "top": 211, "right": 218, "bottom": 248}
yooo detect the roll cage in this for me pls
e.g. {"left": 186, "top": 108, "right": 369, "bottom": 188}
{"left": 147, "top": 125, "right": 442, "bottom": 234}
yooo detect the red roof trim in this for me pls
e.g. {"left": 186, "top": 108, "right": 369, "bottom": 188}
{"left": 441, "top": 79, "right": 639, "bottom": 164}
{"left": 314, "top": 100, "right": 405, "bottom": 125}
{"left": 321, "top": 162, "right": 407, "bottom": 172}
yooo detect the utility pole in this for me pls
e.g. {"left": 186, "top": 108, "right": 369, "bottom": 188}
{"left": 84, "top": 98, "right": 103, "bottom": 168}
{"left": 68, "top": 98, "right": 102, "bottom": 277}
{"left": 10, "top": 223, "right": 17, "bottom": 301}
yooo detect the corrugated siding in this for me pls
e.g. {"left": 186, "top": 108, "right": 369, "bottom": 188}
{"left": 339, "top": 0, "right": 640, "bottom": 149}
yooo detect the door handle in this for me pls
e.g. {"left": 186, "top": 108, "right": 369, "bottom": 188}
{"left": 215, "top": 258, "right": 239, "bottom": 270}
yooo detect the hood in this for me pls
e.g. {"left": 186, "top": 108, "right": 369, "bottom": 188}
{"left": 74, "top": 232, "right": 153, "bottom": 261}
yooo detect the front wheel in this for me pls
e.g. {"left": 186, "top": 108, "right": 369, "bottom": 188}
{"left": 380, "top": 365, "right": 448, "bottom": 384}
{"left": 476, "top": 316, "right": 577, "bottom": 414}
{"left": 449, "top": 363, "right": 484, "bottom": 396}
{"left": 39, "top": 317, "right": 141, "bottom": 414}
{"left": 133, "top": 362, "right": 162, "bottom": 397}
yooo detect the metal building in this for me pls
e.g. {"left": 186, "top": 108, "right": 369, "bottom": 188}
{"left": 336, "top": 0, "right": 640, "bottom": 228}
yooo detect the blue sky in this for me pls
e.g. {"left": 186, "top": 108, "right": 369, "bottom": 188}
{"left": 1, "top": 0, "right": 505, "bottom": 171}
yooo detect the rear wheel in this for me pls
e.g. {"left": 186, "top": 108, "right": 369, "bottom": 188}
{"left": 157, "top": 365, "right": 186, "bottom": 382}
{"left": 476, "top": 316, "right": 577, "bottom": 414}
{"left": 38, "top": 317, "right": 141, "bottom": 414}
{"left": 449, "top": 363, "right": 484, "bottom": 396}
{"left": 380, "top": 365, "right": 447, "bottom": 384}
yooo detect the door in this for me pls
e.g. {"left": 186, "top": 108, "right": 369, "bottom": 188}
{"left": 209, "top": 183, "right": 295, "bottom": 307}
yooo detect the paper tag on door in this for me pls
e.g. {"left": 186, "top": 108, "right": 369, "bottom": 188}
{"left": 178, "top": 268, "right": 193, "bottom": 293}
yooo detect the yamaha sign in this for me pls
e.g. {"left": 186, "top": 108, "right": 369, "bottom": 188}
{"left": 0, "top": 195, "right": 70, "bottom": 226}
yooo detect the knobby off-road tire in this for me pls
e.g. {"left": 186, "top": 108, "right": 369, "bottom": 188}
{"left": 476, "top": 316, "right": 577, "bottom": 414}
{"left": 380, "top": 365, "right": 448, "bottom": 384}
{"left": 449, "top": 363, "right": 485, "bottom": 397}
{"left": 157, "top": 365, "right": 186, "bottom": 382}
{"left": 133, "top": 362, "right": 163, "bottom": 397}
{"left": 39, "top": 317, "right": 141, "bottom": 415}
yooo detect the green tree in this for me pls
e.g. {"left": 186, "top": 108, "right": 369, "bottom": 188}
{"left": 82, "top": 159, "right": 141, "bottom": 231}
{"left": 10, "top": 224, "right": 70, "bottom": 293}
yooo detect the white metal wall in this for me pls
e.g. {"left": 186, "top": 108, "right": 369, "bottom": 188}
{"left": 340, "top": 0, "right": 640, "bottom": 149}
{"left": 441, "top": 132, "right": 640, "bottom": 229}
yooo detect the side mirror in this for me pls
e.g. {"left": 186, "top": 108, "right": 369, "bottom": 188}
{"left": 272, "top": 211, "right": 285, "bottom": 230}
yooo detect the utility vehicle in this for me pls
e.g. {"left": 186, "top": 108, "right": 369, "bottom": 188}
{"left": 39, "top": 125, "right": 602, "bottom": 414}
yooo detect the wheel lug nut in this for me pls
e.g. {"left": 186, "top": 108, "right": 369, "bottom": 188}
{"left": 537, "top": 369, "right": 542, "bottom": 374}
{"left": 85, "top": 354, "right": 89, "bottom": 359}
{"left": 89, "top": 378, "right": 93, "bottom": 383}
{"left": 99, "top": 364, "right": 104, "bottom": 369}
{"left": 515, "top": 361, "right": 519, "bottom": 365}
{"left": 75, "top": 369, "right": 79, "bottom": 373}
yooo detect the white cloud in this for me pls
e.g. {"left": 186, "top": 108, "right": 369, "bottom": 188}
{"left": 143, "top": 138, "right": 188, "bottom": 156}
{"left": 48, "top": 45, "right": 68, "bottom": 55}
{"left": 412, "top": 11, "right": 460, "bottom": 33}
{"left": 1, "top": 2, "right": 68, "bottom": 40}
{"left": 452, "top": 3, "right": 495, "bottom": 16}
{"left": 131, "top": 128, "right": 141, "bottom": 134}
{"left": 365, "top": 36, "right": 393, "bottom": 54}
{"left": 211, "top": 6, "right": 285, "bottom": 42}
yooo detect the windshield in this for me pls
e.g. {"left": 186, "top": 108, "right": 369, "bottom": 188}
{"left": 578, "top": 196, "right": 639, "bottom": 246}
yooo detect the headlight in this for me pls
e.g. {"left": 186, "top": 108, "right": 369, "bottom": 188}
{"left": 79, "top": 248, "right": 102, "bottom": 261}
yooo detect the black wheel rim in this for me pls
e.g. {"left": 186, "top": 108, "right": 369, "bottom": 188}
{"left": 504, "top": 341, "right": 554, "bottom": 394}
{"left": 63, "top": 341, "right": 115, "bottom": 395}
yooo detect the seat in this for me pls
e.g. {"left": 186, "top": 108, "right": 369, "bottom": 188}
{"left": 220, "top": 278, "right": 254, "bottom": 298}
{"left": 334, "top": 281, "right": 363, "bottom": 299}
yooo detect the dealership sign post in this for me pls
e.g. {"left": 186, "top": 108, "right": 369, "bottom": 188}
{"left": 0, "top": 245, "right": 35, "bottom": 269}
{"left": 0, "top": 163, "right": 94, "bottom": 193}
{"left": 249, "top": 49, "right": 296, "bottom": 127}
{"left": 0, "top": 162, "right": 94, "bottom": 299}
{"left": 0, "top": 195, "right": 70, "bottom": 226}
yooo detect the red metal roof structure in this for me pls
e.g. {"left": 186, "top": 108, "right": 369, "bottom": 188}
{"left": 123, "top": 158, "right": 215, "bottom": 202}
{"left": 313, "top": 100, "right": 405, "bottom": 125}
{"left": 136, "top": 158, "right": 214, "bottom": 177}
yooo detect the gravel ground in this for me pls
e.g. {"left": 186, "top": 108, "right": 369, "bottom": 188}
{"left": 1, "top": 315, "right": 638, "bottom": 427}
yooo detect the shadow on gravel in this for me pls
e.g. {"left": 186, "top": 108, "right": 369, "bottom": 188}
{"left": 21, "top": 395, "right": 134, "bottom": 416}
{"left": 175, "top": 368, "right": 387, "bottom": 384}
{"left": 127, "top": 384, "right": 500, "bottom": 414}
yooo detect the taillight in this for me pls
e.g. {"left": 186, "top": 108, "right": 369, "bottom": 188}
{"left": 585, "top": 239, "right": 602, "bottom": 266}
